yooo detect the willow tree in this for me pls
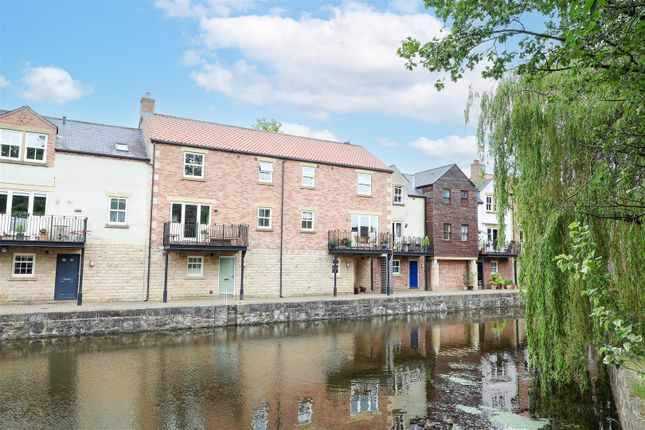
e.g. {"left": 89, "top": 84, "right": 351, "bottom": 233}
{"left": 474, "top": 72, "right": 643, "bottom": 390}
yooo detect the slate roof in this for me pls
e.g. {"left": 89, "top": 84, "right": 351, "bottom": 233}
{"left": 475, "top": 177, "right": 493, "bottom": 192}
{"left": 0, "top": 108, "right": 148, "bottom": 161}
{"left": 412, "top": 164, "right": 455, "bottom": 188}
{"left": 142, "top": 114, "right": 390, "bottom": 172}
{"left": 402, "top": 173, "right": 424, "bottom": 196}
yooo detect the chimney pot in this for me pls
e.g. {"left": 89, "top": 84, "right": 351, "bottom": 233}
{"left": 62, "top": 116, "right": 66, "bottom": 124}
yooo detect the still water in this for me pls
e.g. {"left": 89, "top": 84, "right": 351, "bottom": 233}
{"left": 0, "top": 309, "right": 618, "bottom": 430}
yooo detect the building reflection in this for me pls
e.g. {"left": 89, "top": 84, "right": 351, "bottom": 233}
{"left": 0, "top": 312, "right": 530, "bottom": 429}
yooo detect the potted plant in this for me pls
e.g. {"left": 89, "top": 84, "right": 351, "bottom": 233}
{"left": 15, "top": 224, "right": 25, "bottom": 240}
{"left": 340, "top": 238, "right": 352, "bottom": 247}
{"left": 462, "top": 272, "right": 476, "bottom": 290}
{"left": 39, "top": 228, "right": 48, "bottom": 240}
{"left": 380, "top": 238, "right": 389, "bottom": 249}
{"left": 200, "top": 228, "right": 210, "bottom": 243}
{"left": 422, "top": 236, "right": 430, "bottom": 253}
{"left": 329, "top": 238, "right": 338, "bottom": 248}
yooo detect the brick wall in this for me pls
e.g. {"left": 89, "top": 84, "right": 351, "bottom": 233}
{"left": 0, "top": 107, "right": 57, "bottom": 166}
{"left": 435, "top": 259, "right": 469, "bottom": 291}
{"left": 422, "top": 166, "right": 478, "bottom": 258}
{"left": 482, "top": 258, "right": 515, "bottom": 289}
{"left": 392, "top": 256, "right": 427, "bottom": 291}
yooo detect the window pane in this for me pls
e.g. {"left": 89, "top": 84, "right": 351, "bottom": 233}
{"left": 117, "top": 212, "right": 126, "bottom": 223}
{"left": 11, "top": 194, "right": 29, "bottom": 216}
{"left": 0, "top": 193, "right": 7, "bottom": 214}
{"left": 200, "top": 205, "right": 210, "bottom": 224}
{"left": 33, "top": 196, "right": 46, "bottom": 216}
{"left": 172, "top": 204, "right": 182, "bottom": 223}
{"left": 193, "top": 166, "right": 202, "bottom": 177}
{"left": 118, "top": 199, "right": 126, "bottom": 210}
{"left": 109, "top": 211, "right": 118, "bottom": 223}
{"left": 194, "top": 154, "right": 203, "bottom": 165}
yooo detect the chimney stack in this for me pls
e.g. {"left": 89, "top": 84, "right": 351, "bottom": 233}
{"left": 470, "top": 159, "right": 483, "bottom": 181}
{"left": 140, "top": 92, "right": 155, "bottom": 117}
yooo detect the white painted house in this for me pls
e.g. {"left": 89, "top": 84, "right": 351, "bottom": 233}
{"left": 0, "top": 106, "right": 151, "bottom": 304}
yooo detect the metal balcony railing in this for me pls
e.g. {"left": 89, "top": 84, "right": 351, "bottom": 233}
{"left": 391, "top": 236, "right": 431, "bottom": 253}
{"left": 479, "top": 240, "right": 521, "bottom": 255}
{"left": 0, "top": 214, "right": 88, "bottom": 244}
{"left": 328, "top": 230, "right": 391, "bottom": 252}
{"left": 163, "top": 222, "right": 249, "bottom": 248}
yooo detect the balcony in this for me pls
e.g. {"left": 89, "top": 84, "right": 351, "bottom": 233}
{"left": 328, "top": 230, "right": 391, "bottom": 254}
{"left": 163, "top": 222, "right": 248, "bottom": 250}
{"left": 0, "top": 214, "right": 88, "bottom": 247}
{"left": 479, "top": 240, "right": 521, "bottom": 257}
{"left": 392, "top": 236, "right": 432, "bottom": 255}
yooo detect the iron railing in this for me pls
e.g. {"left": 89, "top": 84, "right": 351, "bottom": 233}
{"left": 479, "top": 240, "right": 521, "bottom": 255}
{"left": 328, "top": 230, "right": 391, "bottom": 251}
{"left": 392, "top": 236, "right": 431, "bottom": 253}
{"left": 163, "top": 222, "right": 249, "bottom": 247}
{"left": 0, "top": 214, "right": 88, "bottom": 243}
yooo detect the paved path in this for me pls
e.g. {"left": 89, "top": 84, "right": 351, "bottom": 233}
{"left": 0, "top": 289, "right": 519, "bottom": 315}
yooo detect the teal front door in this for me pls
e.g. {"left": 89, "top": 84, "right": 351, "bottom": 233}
{"left": 219, "top": 257, "right": 235, "bottom": 295}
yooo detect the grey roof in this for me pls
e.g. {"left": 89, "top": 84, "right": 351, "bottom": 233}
{"left": 403, "top": 173, "right": 424, "bottom": 196}
{"left": 0, "top": 108, "right": 148, "bottom": 161}
{"left": 412, "top": 164, "right": 455, "bottom": 188}
{"left": 475, "top": 177, "right": 493, "bottom": 192}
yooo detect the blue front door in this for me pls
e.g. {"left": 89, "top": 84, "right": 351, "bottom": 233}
{"left": 55, "top": 254, "right": 79, "bottom": 300}
{"left": 409, "top": 260, "right": 418, "bottom": 289}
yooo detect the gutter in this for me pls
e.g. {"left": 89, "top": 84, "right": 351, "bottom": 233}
{"left": 145, "top": 143, "right": 156, "bottom": 301}
{"left": 279, "top": 159, "right": 285, "bottom": 298}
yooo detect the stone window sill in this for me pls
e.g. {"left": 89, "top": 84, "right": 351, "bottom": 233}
{"left": 8, "top": 277, "right": 38, "bottom": 281}
{"left": 258, "top": 181, "right": 274, "bottom": 186}
{"left": 301, "top": 230, "right": 315, "bottom": 234}
{"left": 0, "top": 158, "right": 49, "bottom": 167}
{"left": 105, "top": 224, "right": 129, "bottom": 229}
{"left": 301, "top": 186, "right": 315, "bottom": 190}
{"left": 185, "top": 276, "right": 205, "bottom": 280}
{"left": 182, "top": 176, "right": 206, "bottom": 182}
{"left": 393, "top": 202, "right": 404, "bottom": 206}
{"left": 357, "top": 194, "right": 372, "bottom": 198}
{"left": 256, "top": 228, "right": 273, "bottom": 232}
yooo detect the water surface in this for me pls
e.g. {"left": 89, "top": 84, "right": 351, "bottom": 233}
{"left": 0, "top": 309, "right": 618, "bottom": 429}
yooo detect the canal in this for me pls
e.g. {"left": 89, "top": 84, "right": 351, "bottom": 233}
{"left": 0, "top": 309, "right": 618, "bottom": 429}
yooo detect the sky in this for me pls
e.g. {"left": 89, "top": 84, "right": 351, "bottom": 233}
{"left": 0, "top": 0, "right": 499, "bottom": 175}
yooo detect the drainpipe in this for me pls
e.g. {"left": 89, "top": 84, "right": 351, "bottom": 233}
{"left": 279, "top": 159, "right": 285, "bottom": 298}
{"left": 145, "top": 143, "right": 156, "bottom": 301}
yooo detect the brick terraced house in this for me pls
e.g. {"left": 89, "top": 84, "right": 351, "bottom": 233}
{"left": 390, "top": 164, "right": 480, "bottom": 291}
{"left": 0, "top": 106, "right": 151, "bottom": 304}
{"left": 139, "top": 95, "right": 396, "bottom": 300}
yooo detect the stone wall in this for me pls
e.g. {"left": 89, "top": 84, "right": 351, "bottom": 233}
{"left": 0, "top": 291, "right": 521, "bottom": 341}
{"left": 609, "top": 365, "right": 645, "bottom": 430}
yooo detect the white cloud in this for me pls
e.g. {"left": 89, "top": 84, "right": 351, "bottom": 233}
{"left": 377, "top": 137, "right": 399, "bottom": 148}
{"left": 281, "top": 121, "right": 339, "bottom": 141}
{"left": 0, "top": 75, "right": 9, "bottom": 88}
{"left": 389, "top": 0, "right": 421, "bottom": 14}
{"left": 21, "top": 66, "right": 90, "bottom": 104}
{"left": 160, "top": 1, "right": 493, "bottom": 124}
{"left": 409, "top": 135, "right": 478, "bottom": 169}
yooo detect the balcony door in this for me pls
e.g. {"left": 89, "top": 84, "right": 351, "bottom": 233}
{"left": 351, "top": 214, "right": 378, "bottom": 246}
{"left": 171, "top": 202, "right": 211, "bottom": 241}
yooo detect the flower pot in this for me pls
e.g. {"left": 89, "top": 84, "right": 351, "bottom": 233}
{"left": 39, "top": 233, "right": 48, "bottom": 240}
{"left": 16, "top": 233, "right": 25, "bottom": 240}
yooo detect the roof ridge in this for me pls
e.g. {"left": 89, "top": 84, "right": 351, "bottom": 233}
{"left": 46, "top": 114, "right": 142, "bottom": 132}
{"left": 413, "top": 163, "right": 455, "bottom": 176}
{"left": 151, "top": 112, "right": 362, "bottom": 148}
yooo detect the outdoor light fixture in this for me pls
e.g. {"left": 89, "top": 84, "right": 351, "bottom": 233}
{"left": 89, "top": 260, "right": 95, "bottom": 267}
{"left": 1, "top": 247, "right": 6, "bottom": 253}
{"left": 346, "top": 261, "right": 350, "bottom": 268}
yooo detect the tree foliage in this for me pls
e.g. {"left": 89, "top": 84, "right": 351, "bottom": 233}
{"left": 253, "top": 118, "right": 282, "bottom": 133}
{"left": 398, "top": 0, "right": 644, "bottom": 92}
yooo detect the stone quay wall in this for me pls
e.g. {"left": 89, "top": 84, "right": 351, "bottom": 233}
{"left": 609, "top": 364, "right": 645, "bottom": 430}
{"left": 0, "top": 291, "right": 521, "bottom": 341}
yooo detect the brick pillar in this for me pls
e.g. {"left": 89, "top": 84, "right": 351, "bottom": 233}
{"left": 430, "top": 258, "right": 440, "bottom": 291}
{"left": 469, "top": 259, "right": 478, "bottom": 290}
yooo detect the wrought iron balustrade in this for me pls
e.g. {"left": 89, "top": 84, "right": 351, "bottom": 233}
{"left": 479, "top": 240, "right": 521, "bottom": 256}
{"left": 0, "top": 214, "right": 88, "bottom": 244}
{"left": 163, "top": 222, "right": 249, "bottom": 248}
{"left": 328, "top": 230, "right": 391, "bottom": 252}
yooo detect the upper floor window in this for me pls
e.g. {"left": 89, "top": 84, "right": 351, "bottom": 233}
{"left": 301, "top": 166, "right": 315, "bottom": 187}
{"left": 259, "top": 161, "right": 273, "bottom": 183}
{"left": 393, "top": 186, "right": 403, "bottom": 204}
{"left": 461, "top": 224, "right": 469, "bottom": 241}
{"left": 25, "top": 133, "right": 47, "bottom": 162}
{"left": 357, "top": 173, "right": 371, "bottom": 196}
{"left": 0, "top": 129, "right": 22, "bottom": 160}
{"left": 485, "top": 195, "right": 496, "bottom": 212}
{"left": 460, "top": 190, "right": 468, "bottom": 206}
{"left": 108, "top": 197, "right": 127, "bottom": 225}
{"left": 184, "top": 152, "right": 204, "bottom": 178}
{"left": 0, "top": 190, "right": 46, "bottom": 216}
{"left": 351, "top": 214, "right": 378, "bottom": 239}
{"left": 301, "top": 210, "right": 314, "bottom": 231}
{"left": 257, "top": 207, "right": 272, "bottom": 229}
{"left": 442, "top": 188, "right": 451, "bottom": 204}
{"left": 443, "top": 223, "right": 451, "bottom": 240}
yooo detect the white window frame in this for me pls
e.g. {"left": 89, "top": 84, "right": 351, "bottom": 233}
{"left": 301, "top": 210, "right": 314, "bottom": 231}
{"left": 443, "top": 223, "right": 451, "bottom": 241}
{"left": 461, "top": 224, "right": 469, "bottom": 241}
{"left": 183, "top": 152, "right": 204, "bottom": 178}
{"left": 301, "top": 166, "right": 315, "bottom": 187}
{"left": 13, "top": 253, "right": 35, "bottom": 277}
{"left": 259, "top": 161, "right": 274, "bottom": 183}
{"left": 393, "top": 186, "right": 403, "bottom": 204}
{"left": 257, "top": 207, "right": 272, "bottom": 229}
{"left": 357, "top": 173, "right": 372, "bottom": 196}
{"left": 24, "top": 132, "right": 47, "bottom": 163}
{"left": 392, "top": 259, "right": 401, "bottom": 275}
{"left": 186, "top": 256, "right": 204, "bottom": 277}
{"left": 108, "top": 197, "right": 127, "bottom": 225}
{"left": 0, "top": 190, "right": 48, "bottom": 216}
{"left": 442, "top": 188, "right": 451, "bottom": 204}
{"left": 351, "top": 214, "right": 379, "bottom": 240}
{"left": 491, "top": 260, "right": 499, "bottom": 273}
{"left": 485, "top": 195, "right": 496, "bottom": 212}
{"left": 0, "top": 129, "right": 22, "bottom": 160}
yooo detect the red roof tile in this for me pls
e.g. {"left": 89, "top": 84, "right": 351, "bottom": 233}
{"left": 142, "top": 114, "right": 390, "bottom": 172}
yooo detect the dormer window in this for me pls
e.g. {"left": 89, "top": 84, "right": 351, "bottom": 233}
{"left": 0, "top": 129, "right": 47, "bottom": 163}
{"left": 25, "top": 133, "right": 47, "bottom": 162}
{"left": 0, "top": 129, "right": 22, "bottom": 160}
{"left": 115, "top": 142, "right": 129, "bottom": 152}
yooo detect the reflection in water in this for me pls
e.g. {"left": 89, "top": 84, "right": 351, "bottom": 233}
{"left": 0, "top": 309, "right": 618, "bottom": 429}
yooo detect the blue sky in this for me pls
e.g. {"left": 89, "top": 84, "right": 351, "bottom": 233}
{"left": 0, "top": 0, "right": 498, "bottom": 174}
